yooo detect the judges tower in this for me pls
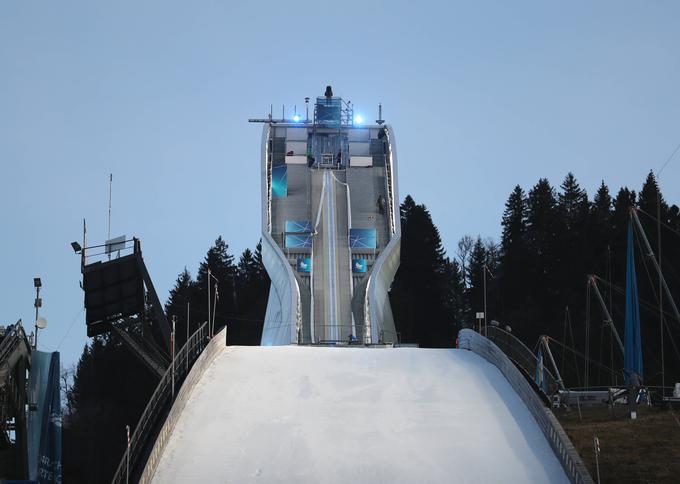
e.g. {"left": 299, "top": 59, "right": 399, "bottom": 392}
{"left": 252, "top": 87, "right": 401, "bottom": 345}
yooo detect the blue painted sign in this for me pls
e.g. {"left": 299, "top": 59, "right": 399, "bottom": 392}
{"left": 297, "top": 257, "right": 312, "bottom": 273}
{"left": 352, "top": 258, "right": 367, "bottom": 273}
{"left": 349, "top": 228, "right": 377, "bottom": 249}
{"left": 285, "top": 234, "right": 312, "bottom": 249}
{"left": 272, "top": 165, "right": 287, "bottom": 198}
{"left": 285, "top": 220, "right": 312, "bottom": 233}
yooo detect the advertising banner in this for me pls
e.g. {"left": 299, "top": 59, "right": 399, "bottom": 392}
{"left": 285, "top": 220, "right": 312, "bottom": 233}
{"left": 272, "top": 165, "right": 287, "bottom": 198}
{"left": 352, "top": 259, "right": 367, "bottom": 273}
{"left": 285, "top": 234, "right": 312, "bottom": 249}
{"left": 297, "top": 258, "right": 312, "bottom": 273}
{"left": 349, "top": 228, "right": 377, "bottom": 249}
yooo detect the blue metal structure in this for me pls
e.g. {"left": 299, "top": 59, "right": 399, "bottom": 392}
{"left": 624, "top": 222, "right": 643, "bottom": 385}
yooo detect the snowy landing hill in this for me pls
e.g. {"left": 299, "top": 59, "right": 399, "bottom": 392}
{"left": 150, "top": 345, "right": 568, "bottom": 483}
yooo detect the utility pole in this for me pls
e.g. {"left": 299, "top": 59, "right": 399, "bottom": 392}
{"left": 483, "top": 264, "right": 488, "bottom": 337}
{"left": 126, "top": 424, "right": 131, "bottom": 484}
{"left": 207, "top": 268, "right": 212, "bottom": 338}
{"left": 186, "top": 301, "right": 190, "bottom": 373}
{"left": 171, "top": 315, "right": 176, "bottom": 398}
{"left": 656, "top": 183, "right": 665, "bottom": 398}
{"left": 212, "top": 283, "right": 218, "bottom": 337}
{"left": 108, "top": 174, "right": 113, "bottom": 261}
{"left": 483, "top": 264, "right": 495, "bottom": 337}
{"left": 631, "top": 209, "right": 680, "bottom": 326}
{"left": 207, "top": 269, "right": 219, "bottom": 337}
{"left": 33, "top": 277, "right": 42, "bottom": 349}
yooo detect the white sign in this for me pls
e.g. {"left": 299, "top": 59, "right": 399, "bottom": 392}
{"left": 476, "top": 312, "right": 485, "bottom": 319}
{"left": 105, "top": 235, "right": 126, "bottom": 254}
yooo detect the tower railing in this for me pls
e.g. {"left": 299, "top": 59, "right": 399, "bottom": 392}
{"left": 383, "top": 128, "right": 397, "bottom": 236}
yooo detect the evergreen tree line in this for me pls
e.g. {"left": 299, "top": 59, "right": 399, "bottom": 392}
{"left": 493, "top": 172, "right": 680, "bottom": 390}
{"left": 391, "top": 171, "right": 680, "bottom": 391}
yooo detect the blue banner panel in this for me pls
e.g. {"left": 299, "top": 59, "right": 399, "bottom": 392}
{"left": 349, "top": 228, "right": 377, "bottom": 249}
{"left": 352, "top": 258, "right": 367, "bottom": 273}
{"left": 297, "top": 257, "right": 312, "bottom": 273}
{"left": 28, "top": 351, "right": 61, "bottom": 484}
{"left": 624, "top": 222, "right": 643, "bottom": 385}
{"left": 285, "top": 234, "right": 312, "bottom": 249}
{"left": 272, "top": 165, "right": 287, "bottom": 198}
{"left": 315, "top": 97, "right": 342, "bottom": 128}
{"left": 285, "top": 220, "right": 312, "bottom": 233}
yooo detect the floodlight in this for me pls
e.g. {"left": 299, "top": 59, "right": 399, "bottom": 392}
{"left": 293, "top": 114, "right": 301, "bottom": 122}
{"left": 354, "top": 115, "right": 363, "bottom": 124}
{"left": 33, "top": 277, "right": 42, "bottom": 288}
{"left": 71, "top": 241, "right": 82, "bottom": 253}
{"left": 36, "top": 317, "right": 48, "bottom": 329}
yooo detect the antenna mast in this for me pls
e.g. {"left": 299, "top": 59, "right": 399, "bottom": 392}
{"left": 108, "top": 173, "right": 113, "bottom": 260}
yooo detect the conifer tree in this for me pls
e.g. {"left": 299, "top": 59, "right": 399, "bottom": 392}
{"left": 466, "top": 237, "right": 487, "bottom": 324}
{"left": 559, "top": 173, "right": 589, "bottom": 231}
{"left": 164, "top": 268, "right": 198, "bottom": 348}
{"left": 586, "top": 181, "right": 613, "bottom": 276}
{"left": 64, "top": 336, "right": 155, "bottom": 482}
{"left": 390, "top": 196, "right": 463, "bottom": 347}
{"left": 196, "top": 236, "right": 237, "bottom": 334}
{"left": 501, "top": 186, "right": 528, "bottom": 253}
{"left": 557, "top": 173, "right": 590, "bottom": 308}
{"left": 232, "top": 245, "right": 269, "bottom": 344}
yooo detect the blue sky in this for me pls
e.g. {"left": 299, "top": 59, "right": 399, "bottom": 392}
{"left": 2, "top": 1, "right": 679, "bottom": 368}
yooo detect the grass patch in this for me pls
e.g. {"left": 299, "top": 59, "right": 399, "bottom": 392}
{"left": 556, "top": 405, "right": 680, "bottom": 483}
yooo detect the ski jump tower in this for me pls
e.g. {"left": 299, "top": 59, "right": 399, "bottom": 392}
{"left": 252, "top": 87, "right": 401, "bottom": 345}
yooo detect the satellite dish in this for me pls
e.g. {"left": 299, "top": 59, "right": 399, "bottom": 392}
{"left": 36, "top": 317, "right": 48, "bottom": 329}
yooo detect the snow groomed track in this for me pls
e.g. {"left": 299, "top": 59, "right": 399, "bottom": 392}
{"left": 149, "top": 346, "right": 569, "bottom": 483}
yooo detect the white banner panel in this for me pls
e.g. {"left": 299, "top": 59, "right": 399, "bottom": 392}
{"left": 350, "top": 156, "right": 373, "bottom": 167}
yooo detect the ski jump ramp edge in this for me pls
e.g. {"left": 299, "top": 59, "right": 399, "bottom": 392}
{"left": 147, "top": 343, "right": 571, "bottom": 483}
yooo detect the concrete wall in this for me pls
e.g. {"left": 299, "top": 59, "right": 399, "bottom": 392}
{"left": 260, "top": 124, "right": 302, "bottom": 345}
{"left": 365, "top": 125, "right": 401, "bottom": 344}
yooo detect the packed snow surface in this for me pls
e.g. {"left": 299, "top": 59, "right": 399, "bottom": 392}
{"left": 151, "top": 346, "right": 568, "bottom": 483}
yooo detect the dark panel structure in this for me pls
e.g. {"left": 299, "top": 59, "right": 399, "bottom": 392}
{"left": 83, "top": 253, "right": 144, "bottom": 337}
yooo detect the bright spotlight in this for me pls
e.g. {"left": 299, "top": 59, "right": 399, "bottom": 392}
{"left": 354, "top": 115, "right": 363, "bottom": 124}
{"left": 293, "top": 114, "right": 301, "bottom": 122}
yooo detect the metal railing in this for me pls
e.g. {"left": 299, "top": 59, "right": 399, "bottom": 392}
{"left": 459, "top": 329, "right": 593, "bottom": 484}
{"left": 0, "top": 321, "right": 31, "bottom": 365}
{"left": 485, "top": 326, "right": 560, "bottom": 396}
{"left": 383, "top": 127, "right": 396, "bottom": 236}
{"left": 311, "top": 323, "right": 400, "bottom": 345}
{"left": 111, "top": 321, "right": 210, "bottom": 484}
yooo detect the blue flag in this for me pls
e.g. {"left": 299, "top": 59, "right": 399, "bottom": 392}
{"left": 624, "top": 222, "right": 643, "bottom": 386}
{"left": 535, "top": 347, "right": 544, "bottom": 389}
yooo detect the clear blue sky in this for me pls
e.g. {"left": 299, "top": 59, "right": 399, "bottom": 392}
{"left": 2, "top": 1, "right": 679, "bottom": 368}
